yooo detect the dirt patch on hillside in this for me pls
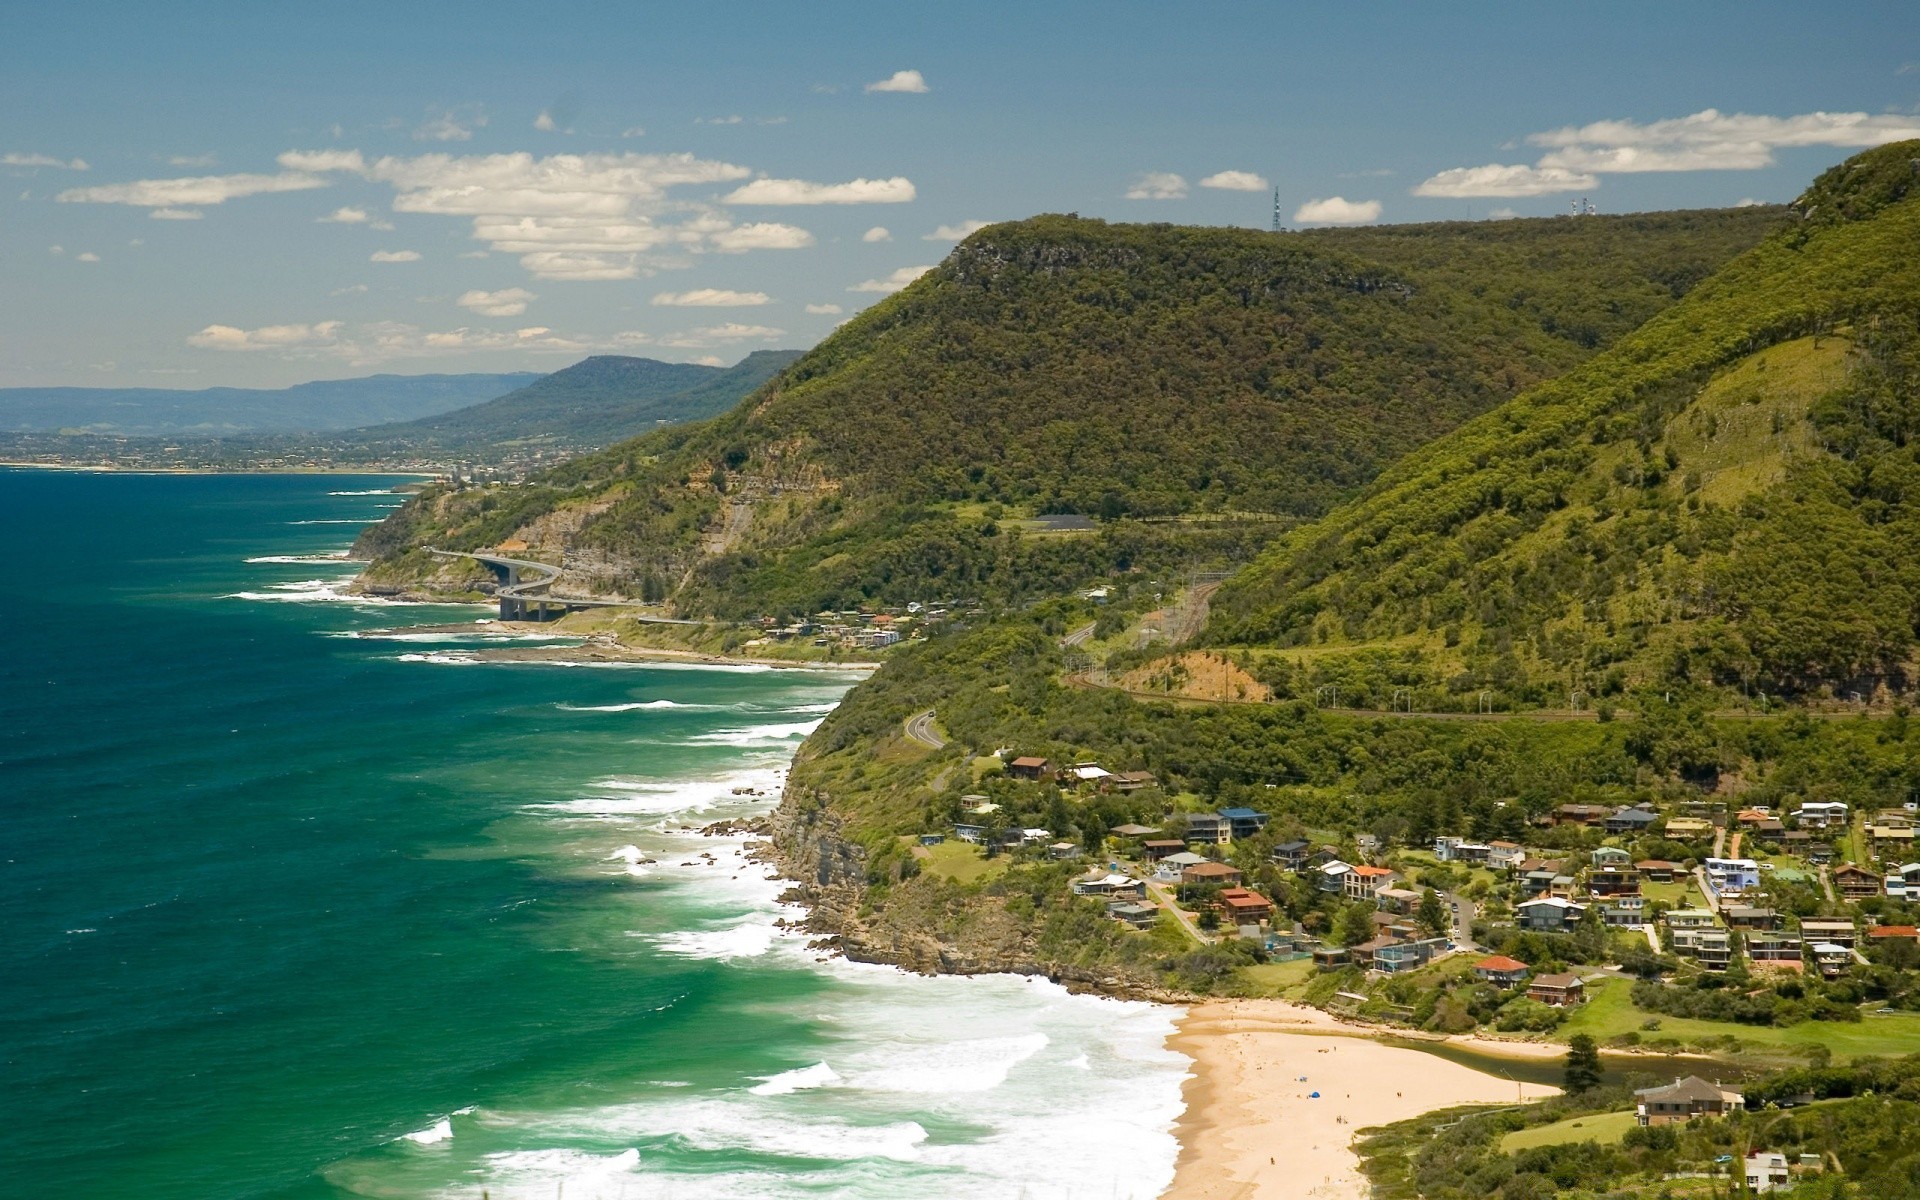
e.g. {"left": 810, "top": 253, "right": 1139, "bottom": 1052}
{"left": 1115, "top": 651, "right": 1271, "bottom": 703}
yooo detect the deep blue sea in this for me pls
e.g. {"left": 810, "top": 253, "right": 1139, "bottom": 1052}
{"left": 0, "top": 469, "right": 1184, "bottom": 1199}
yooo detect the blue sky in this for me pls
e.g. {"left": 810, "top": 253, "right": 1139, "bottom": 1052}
{"left": 4, "top": 0, "right": 1917, "bottom": 388}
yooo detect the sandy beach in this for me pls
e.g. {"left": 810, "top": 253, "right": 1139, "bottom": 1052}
{"left": 1163, "top": 1001, "right": 1559, "bottom": 1199}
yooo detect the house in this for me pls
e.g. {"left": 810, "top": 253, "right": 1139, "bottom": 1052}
{"left": 1737, "top": 807, "right": 1773, "bottom": 828}
{"left": 918, "top": 832, "right": 946, "bottom": 846}
{"left": 1487, "top": 840, "right": 1526, "bottom": 869}
{"left": 1474, "top": 955, "right": 1531, "bottom": 987}
{"left": 1555, "top": 803, "right": 1611, "bottom": 826}
{"left": 1870, "top": 924, "right": 1920, "bottom": 944}
{"left": 1745, "top": 1151, "right": 1791, "bottom": 1194}
{"left": 1049, "top": 841, "right": 1082, "bottom": 860}
{"left": 1793, "top": 801, "right": 1849, "bottom": 830}
{"left": 1219, "top": 807, "right": 1269, "bottom": 840}
{"left": 1181, "top": 861, "right": 1243, "bottom": 887}
{"left": 1799, "top": 918, "right": 1856, "bottom": 948}
{"left": 1672, "top": 927, "right": 1733, "bottom": 969}
{"left": 1072, "top": 873, "right": 1139, "bottom": 897}
{"left": 1725, "top": 906, "right": 1780, "bottom": 931}
{"left": 1664, "top": 816, "right": 1715, "bottom": 840}
{"left": 1316, "top": 860, "right": 1354, "bottom": 893}
{"left": 1109, "top": 823, "right": 1160, "bottom": 840}
{"left": 1527, "top": 973, "right": 1586, "bottom": 1006}
{"left": 1634, "top": 1076, "right": 1744, "bottom": 1126}
{"left": 1007, "top": 756, "right": 1051, "bottom": 780}
{"left": 1067, "top": 762, "right": 1113, "bottom": 786}
{"left": 1141, "top": 839, "right": 1188, "bottom": 862}
{"left": 1111, "top": 770, "right": 1159, "bottom": 793}
{"left": 1375, "top": 886, "right": 1422, "bottom": 914}
{"left": 1344, "top": 863, "right": 1397, "bottom": 902}
{"left": 1516, "top": 896, "right": 1587, "bottom": 932}
{"left": 1636, "top": 859, "right": 1680, "bottom": 882}
{"left": 1153, "top": 851, "right": 1209, "bottom": 881}
{"left": 954, "top": 823, "right": 986, "bottom": 845}
{"left": 1217, "top": 888, "right": 1273, "bottom": 925}
{"left": 1602, "top": 895, "right": 1647, "bottom": 928}
{"left": 1704, "top": 857, "right": 1761, "bottom": 894}
{"left": 1606, "top": 806, "right": 1661, "bottom": 834}
{"left": 1870, "top": 814, "right": 1917, "bottom": 856}
{"left": 1108, "top": 901, "right": 1158, "bottom": 928}
{"left": 1812, "top": 942, "right": 1854, "bottom": 976}
{"left": 1373, "top": 938, "right": 1447, "bottom": 974}
{"left": 1271, "top": 840, "right": 1312, "bottom": 870}
{"left": 1435, "top": 836, "right": 1492, "bottom": 863}
{"left": 1747, "top": 932, "right": 1804, "bottom": 963}
{"left": 1591, "top": 846, "right": 1633, "bottom": 869}
{"left": 1588, "top": 868, "right": 1641, "bottom": 898}
{"left": 1834, "top": 863, "right": 1884, "bottom": 901}
{"left": 1666, "top": 908, "right": 1718, "bottom": 931}
{"left": 1807, "top": 842, "right": 1838, "bottom": 865}
{"left": 1184, "top": 812, "right": 1232, "bottom": 845}
{"left": 1752, "top": 818, "right": 1787, "bottom": 840}
{"left": 1021, "top": 828, "right": 1053, "bottom": 846}
{"left": 1311, "top": 945, "right": 1351, "bottom": 970}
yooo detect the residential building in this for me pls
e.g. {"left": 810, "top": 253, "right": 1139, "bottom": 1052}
{"left": 1664, "top": 817, "right": 1715, "bottom": 840}
{"left": 1153, "top": 851, "right": 1210, "bottom": 882}
{"left": 1635, "top": 1077, "right": 1744, "bottom": 1126}
{"left": 1375, "top": 886, "right": 1421, "bottom": 914}
{"left": 1108, "top": 901, "right": 1158, "bottom": 929}
{"left": 1745, "top": 1151, "right": 1791, "bottom": 1194}
{"left": 1111, "top": 770, "right": 1159, "bottom": 793}
{"left": 1591, "top": 846, "right": 1633, "bottom": 869}
{"left": 1487, "top": 840, "right": 1526, "bottom": 869}
{"left": 1602, "top": 895, "right": 1647, "bottom": 928}
{"left": 1067, "top": 762, "right": 1113, "bottom": 785}
{"left": 1725, "top": 906, "right": 1780, "bottom": 931}
{"left": 1747, "top": 932, "right": 1804, "bottom": 963}
{"left": 1271, "top": 840, "right": 1312, "bottom": 870}
{"left": 1344, "top": 863, "right": 1397, "bottom": 902}
{"left": 1799, "top": 918, "right": 1856, "bottom": 948}
{"left": 1737, "top": 808, "right": 1773, "bottom": 828}
{"left": 1606, "top": 806, "right": 1661, "bottom": 834}
{"left": 1666, "top": 908, "right": 1718, "bottom": 931}
{"left": 1108, "top": 823, "right": 1160, "bottom": 840}
{"left": 1217, "top": 888, "right": 1273, "bottom": 925}
{"left": 1527, "top": 973, "right": 1586, "bottom": 1006}
{"left": 1218, "top": 807, "right": 1269, "bottom": 840}
{"left": 1435, "top": 836, "right": 1492, "bottom": 863}
{"left": 1637, "top": 859, "right": 1680, "bottom": 883}
{"left": 1473, "top": 955, "right": 1530, "bottom": 988}
{"left": 1812, "top": 942, "right": 1854, "bottom": 976}
{"left": 1704, "top": 858, "right": 1761, "bottom": 893}
{"left": 1871, "top": 814, "right": 1917, "bottom": 857}
{"left": 1869, "top": 924, "right": 1920, "bottom": 945}
{"left": 1589, "top": 868, "right": 1641, "bottom": 898}
{"left": 1316, "top": 860, "right": 1353, "bottom": 893}
{"left": 1140, "top": 839, "right": 1187, "bottom": 862}
{"left": 1672, "top": 927, "right": 1734, "bottom": 969}
{"left": 1516, "top": 896, "right": 1587, "bottom": 932}
{"left": 1184, "top": 812, "right": 1232, "bottom": 845}
{"left": 1555, "top": 804, "right": 1611, "bottom": 826}
{"left": 1373, "top": 938, "right": 1447, "bottom": 974}
{"left": 1072, "top": 873, "right": 1141, "bottom": 897}
{"left": 1181, "top": 861, "right": 1242, "bottom": 887}
{"left": 1834, "top": 863, "right": 1883, "bottom": 901}
{"left": 1048, "top": 842, "right": 1082, "bottom": 860}
{"left": 1007, "top": 756, "right": 1051, "bottom": 780}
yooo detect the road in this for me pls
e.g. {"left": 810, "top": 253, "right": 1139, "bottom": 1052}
{"left": 903, "top": 708, "right": 947, "bottom": 749}
{"left": 428, "top": 547, "right": 702, "bottom": 622}
{"left": 1144, "top": 876, "right": 1209, "bottom": 944}
{"left": 1060, "top": 621, "right": 1097, "bottom": 648}
{"left": 1443, "top": 889, "right": 1479, "bottom": 953}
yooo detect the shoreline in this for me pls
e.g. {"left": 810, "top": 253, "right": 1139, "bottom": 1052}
{"left": 0, "top": 461, "right": 439, "bottom": 476}
{"left": 1162, "top": 1000, "right": 1559, "bottom": 1199}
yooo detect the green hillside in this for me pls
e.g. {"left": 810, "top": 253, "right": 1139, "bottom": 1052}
{"left": 1206, "top": 141, "right": 1920, "bottom": 707}
{"left": 356, "top": 208, "right": 1778, "bottom": 614}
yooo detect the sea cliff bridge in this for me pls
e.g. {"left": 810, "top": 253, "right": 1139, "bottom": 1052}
{"left": 427, "top": 548, "right": 699, "bottom": 625}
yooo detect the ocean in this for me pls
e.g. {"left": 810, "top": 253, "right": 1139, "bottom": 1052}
{"left": 0, "top": 469, "right": 1186, "bottom": 1199}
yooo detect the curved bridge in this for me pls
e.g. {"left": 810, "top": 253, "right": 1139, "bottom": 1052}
{"left": 428, "top": 548, "right": 697, "bottom": 624}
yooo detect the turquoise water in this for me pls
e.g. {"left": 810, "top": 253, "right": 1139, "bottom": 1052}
{"left": 2, "top": 469, "right": 1184, "bottom": 1199}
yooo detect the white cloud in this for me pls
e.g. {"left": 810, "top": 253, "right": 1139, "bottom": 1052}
{"left": 696, "top": 115, "right": 745, "bottom": 126}
{"left": 331, "top": 283, "right": 368, "bottom": 295}
{"left": 1735, "top": 197, "right": 1767, "bottom": 207}
{"left": 1528, "top": 108, "right": 1920, "bottom": 174}
{"left": 415, "top": 108, "right": 486, "bottom": 142}
{"left": 48, "top": 245, "right": 62, "bottom": 256}
{"left": 1124, "top": 172, "right": 1187, "bottom": 200}
{"left": 1199, "top": 170, "right": 1269, "bottom": 191}
{"left": 709, "top": 222, "right": 814, "bottom": 252}
{"left": 691, "top": 355, "right": 726, "bottom": 366}
{"left": 459, "top": 250, "right": 490, "bottom": 259}
{"left": 862, "top": 226, "right": 892, "bottom": 243}
{"left": 695, "top": 322, "right": 783, "bottom": 340}
{"left": 76, "top": 251, "right": 100, "bottom": 262}
{"left": 456, "top": 287, "right": 536, "bottom": 316}
{"left": 724, "top": 176, "right": 915, "bottom": 204}
{"left": 1413, "top": 163, "right": 1597, "bottom": 198}
{"left": 865, "top": 69, "right": 928, "bottom": 94}
{"left": 924, "top": 219, "right": 990, "bottom": 240}
{"left": 805, "top": 302, "right": 843, "bottom": 314}
{"left": 318, "top": 206, "right": 370, "bottom": 224}
{"left": 5, "top": 152, "right": 88, "bottom": 170}
{"left": 189, "top": 320, "right": 344, "bottom": 351}
{"left": 652, "top": 288, "right": 772, "bottom": 307}
{"left": 371, "top": 249, "right": 422, "bottom": 262}
{"left": 150, "top": 208, "right": 204, "bottom": 220}
{"left": 534, "top": 110, "right": 558, "bottom": 132}
{"left": 620, "top": 126, "right": 646, "bottom": 138}
{"left": 1293, "top": 196, "right": 1382, "bottom": 225}
{"left": 1487, "top": 207, "right": 1520, "bottom": 220}
{"left": 849, "top": 264, "right": 935, "bottom": 294}
{"left": 58, "top": 170, "right": 325, "bottom": 209}
{"left": 168, "top": 154, "right": 217, "bottom": 167}
{"left": 279, "top": 149, "right": 367, "bottom": 173}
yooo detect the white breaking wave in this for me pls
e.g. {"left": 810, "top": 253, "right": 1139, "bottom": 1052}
{"left": 556, "top": 699, "right": 716, "bottom": 713}
{"left": 394, "top": 650, "right": 482, "bottom": 665}
{"left": 327, "top": 489, "right": 401, "bottom": 496}
{"left": 230, "top": 578, "right": 467, "bottom": 607}
{"left": 685, "top": 719, "right": 824, "bottom": 746}
{"left": 748, "top": 1062, "right": 841, "bottom": 1096}
{"left": 287, "top": 518, "right": 370, "bottom": 525}
{"left": 245, "top": 553, "right": 363, "bottom": 564}
{"left": 399, "top": 1117, "right": 453, "bottom": 1145}
{"left": 651, "top": 916, "right": 779, "bottom": 962}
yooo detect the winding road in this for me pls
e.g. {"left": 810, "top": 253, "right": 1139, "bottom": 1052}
{"left": 904, "top": 709, "right": 947, "bottom": 749}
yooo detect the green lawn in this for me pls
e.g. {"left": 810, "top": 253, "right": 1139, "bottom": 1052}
{"left": 1500, "top": 1109, "right": 1639, "bottom": 1153}
{"left": 1557, "top": 978, "right": 1920, "bottom": 1061}
{"left": 913, "top": 838, "right": 1008, "bottom": 884}
{"left": 1236, "top": 958, "right": 1317, "bottom": 996}
{"left": 1640, "top": 879, "right": 1690, "bottom": 905}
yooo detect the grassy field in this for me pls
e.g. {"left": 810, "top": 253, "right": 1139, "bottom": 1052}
{"left": 1235, "top": 958, "right": 1317, "bottom": 997}
{"left": 1558, "top": 978, "right": 1920, "bottom": 1060}
{"left": 911, "top": 838, "right": 1007, "bottom": 885}
{"left": 1499, "top": 1109, "right": 1639, "bottom": 1152}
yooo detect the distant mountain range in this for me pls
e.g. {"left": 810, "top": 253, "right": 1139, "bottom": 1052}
{"left": 0, "top": 372, "right": 542, "bottom": 436}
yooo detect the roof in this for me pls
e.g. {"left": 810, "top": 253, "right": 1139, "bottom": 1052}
{"left": 1162, "top": 851, "right": 1209, "bottom": 866}
{"left": 1636, "top": 1076, "right": 1739, "bottom": 1104}
{"left": 1142, "top": 838, "right": 1186, "bottom": 849}
{"left": 1110, "top": 823, "right": 1159, "bottom": 837}
{"left": 1182, "top": 861, "right": 1241, "bottom": 878}
{"left": 1637, "top": 860, "right": 1679, "bottom": 869}
{"left": 1871, "top": 925, "right": 1920, "bottom": 938}
{"left": 1475, "top": 955, "right": 1529, "bottom": 972}
{"left": 1274, "top": 839, "right": 1311, "bottom": 852}
{"left": 1530, "top": 972, "right": 1584, "bottom": 989}
{"left": 1350, "top": 864, "right": 1396, "bottom": 878}
{"left": 1009, "top": 756, "right": 1049, "bottom": 768}
{"left": 1220, "top": 806, "right": 1263, "bottom": 820}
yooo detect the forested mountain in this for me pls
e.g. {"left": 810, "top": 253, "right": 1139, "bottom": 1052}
{"left": 0, "top": 371, "right": 539, "bottom": 435}
{"left": 348, "top": 350, "right": 801, "bottom": 452}
{"left": 1206, "top": 141, "right": 1920, "bottom": 706}
{"left": 356, "top": 207, "right": 1779, "bottom": 614}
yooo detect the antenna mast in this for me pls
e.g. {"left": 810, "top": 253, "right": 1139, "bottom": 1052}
{"left": 1272, "top": 186, "right": 1282, "bottom": 233}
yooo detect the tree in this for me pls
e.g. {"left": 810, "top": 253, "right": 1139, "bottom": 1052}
{"left": 1417, "top": 887, "right": 1449, "bottom": 938}
{"left": 1564, "top": 1033, "right": 1603, "bottom": 1094}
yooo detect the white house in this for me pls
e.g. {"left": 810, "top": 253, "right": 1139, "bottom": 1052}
{"left": 1744, "top": 1151, "right": 1791, "bottom": 1193}
{"left": 1794, "top": 801, "right": 1849, "bottom": 830}
{"left": 1704, "top": 858, "right": 1761, "bottom": 893}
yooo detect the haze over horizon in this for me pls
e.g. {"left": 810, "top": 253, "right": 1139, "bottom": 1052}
{"left": 4, "top": 0, "right": 1916, "bottom": 389}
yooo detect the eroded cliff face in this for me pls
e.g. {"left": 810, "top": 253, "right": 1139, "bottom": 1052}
{"left": 762, "top": 775, "right": 1185, "bottom": 1002}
